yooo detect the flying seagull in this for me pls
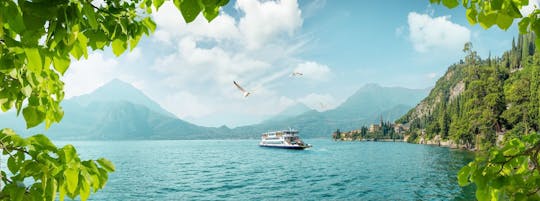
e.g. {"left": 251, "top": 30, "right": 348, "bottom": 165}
{"left": 233, "top": 81, "right": 251, "bottom": 98}
{"left": 290, "top": 71, "right": 303, "bottom": 77}
{"left": 319, "top": 102, "right": 328, "bottom": 110}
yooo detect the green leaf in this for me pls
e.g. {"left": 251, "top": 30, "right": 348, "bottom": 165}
{"left": 142, "top": 17, "right": 156, "bottom": 33}
{"left": 53, "top": 55, "right": 70, "bottom": 75}
{"left": 22, "top": 106, "right": 45, "bottom": 128}
{"left": 154, "top": 0, "right": 165, "bottom": 9}
{"left": 79, "top": 177, "right": 90, "bottom": 201}
{"left": 78, "top": 33, "right": 89, "bottom": 59}
{"left": 111, "top": 39, "right": 127, "bottom": 56}
{"left": 496, "top": 14, "right": 513, "bottom": 30}
{"left": 491, "top": 0, "right": 503, "bottom": 10}
{"left": 64, "top": 168, "right": 79, "bottom": 194}
{"left": 518, "top": 17, "right": 530, "bottom": 34}
{"left": 442, "top": 0, "right": 459, "bottom": 8}
{"left": 533, "top": 37, "right": 540, "bottom": 52}
{"left": 83, "top": 4, "right": 98, "bottom": 29}
{"left": 63, "top": 144, "right": 76, "bottom": 162}
{"left": 7, "top": 156, "right": 19, "bottom": 173}
{"left": 476, "top": 188, "right": 490, "bottom": 201}
{"left": 478, "top": 12, "right": 497, "bottom": 29}
{"left": 177, "top": 0, "right": 202, "bottom": 23}
{"left": 5, "top": 2, "right": 25, "bottom": 33}
{"left": 458, "top": 165, "right": 471, "bottom": 186}
{"left": 46, "top": 178, "right": 57, "bottom": 201}
{"left": 70, "top": 41, "right": 84, "bottom": 60}
{"left": 129, "top": 35, "right": 142, "bottom": 51}
{"left": 97, "top": 158, "right": 115, "bottom": 172}
{"left": 24, "top": 48, "right": 43, "bottom": 73}
{"left": 10, "top": 185, "right": 25, "bottom": 201}
{"left": 466, "top": 8, "right": 478, "bottom": 25}
{"left": 507, "top": 1, "right": 523, "bottom": 18}
{"left": 203, "top": 6, "right": 219, "bottom": 21}
{"left": 28, "top": 134, "right": 57, "bottom": 150}
{"left": 59, "top": 181, "right": 66, "bottom": 201}
{"left": 21, "top": 85, "right": 32, "bottom": 97}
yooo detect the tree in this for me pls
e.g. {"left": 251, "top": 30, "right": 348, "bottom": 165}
{"left": 431, "top": 0, "right": 540, "bottom": 200}
{"left": 0, "top": 0, "right": 229, "bottom": 200}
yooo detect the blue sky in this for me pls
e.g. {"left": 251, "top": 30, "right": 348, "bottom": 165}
{"left": 63, "top": 0, "right": 531, "bottom": 127}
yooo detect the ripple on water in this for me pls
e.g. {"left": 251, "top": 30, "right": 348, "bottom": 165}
{"left": 62, "top": 140, "right": 475, "bottom": 200}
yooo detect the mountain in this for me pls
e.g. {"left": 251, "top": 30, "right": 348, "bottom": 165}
{"left": 262, "top": 103, "right": 313, "bottom": 123}
{"left": 231, "top": 84, "right": 430, "bottom": 138}
{"left": 0, "top": 79, "right": 430, "bottom": 140}
{"left": 0, "top": 80, "right": 231, "bottom": 140}
{"left": 69, "top": 79, "right": 176, "bottom": 118}
{"left": 397, "top": 33, "right": 540, "bottom": 150}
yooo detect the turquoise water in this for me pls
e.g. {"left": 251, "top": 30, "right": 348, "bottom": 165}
{"left": 65, "top": 140, "right": 475, "bottom": 200}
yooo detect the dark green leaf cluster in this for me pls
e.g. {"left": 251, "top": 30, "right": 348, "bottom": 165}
{"left": 1, "top": 0, "right": 230, "bottom": 200}
{"left": 0, "top": 0, "right": 228, "bottom": 129}
{"left": 431, "top": 0, "right": 527, "bottom": 30}
{"left": 458, "top": 134, "right": 540, "bottom": 200}
{"left": 0, "top": 128, "right": 114, "bottom": 201}
{"left": 431, "top": 0, "right": 540, "bottom": 50}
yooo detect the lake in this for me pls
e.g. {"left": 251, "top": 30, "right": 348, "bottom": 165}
{"left": 63, "top": 139, "right": 476, "bottom": 200}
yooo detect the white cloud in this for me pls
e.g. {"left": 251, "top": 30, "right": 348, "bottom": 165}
{"left": 154, "top": 37, "right": 270, "bottom": 92}
{"left": 408, "top": 12, "right": 470, "bottom": 53}
{"left": 294, "top": 61, "right": 331, "bottom": 80}
{"left": 298, "top": 93, "right": 339, "bottom": 111}
{"left": 236, "top": 0, "right": 303, "bottom": 49}
{"left": 147, "top": 0, "right": 332, "bottom": 126}
{"left": 63, "top": 53, "right": 119, "bottom": 98}
{"left": 162, "top": 91, "right": 213, "bottom": 118}
{"left": 152, "top": 2, "right": 240, "bottom": 44}
{"left": 126, "top": 48, "right": 142, "bottom": 62}
{"left": 148, "top": 0, "right": 311, "bottom": 124}
{"left": 521, "top": 0, "right": 540, "bottom": 16}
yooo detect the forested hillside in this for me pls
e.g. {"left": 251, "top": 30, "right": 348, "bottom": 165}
{"left": 397, "top": 33, "right": 540, "bottom": 150}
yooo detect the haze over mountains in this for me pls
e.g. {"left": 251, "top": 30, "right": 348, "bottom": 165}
{"left": 0, "top": 80, "right": 429, "bottom": 140}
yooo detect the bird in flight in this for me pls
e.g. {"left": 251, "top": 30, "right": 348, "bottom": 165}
{"left": 233, "top": 81, "right": 251, "bottom": 98}
{"left": 290, "top": 71, "right": 303, "bottom": 77}
{"left": 319, "top": 102, "right": 328, "bottom": 110}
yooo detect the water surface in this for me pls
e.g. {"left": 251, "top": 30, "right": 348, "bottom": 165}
{"left": 64, "top": 139, "right": 475, "bottom": 200}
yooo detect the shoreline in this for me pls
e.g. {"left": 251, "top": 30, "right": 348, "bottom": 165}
{"left": 412, "top": 135, "right": 477, "bottom": 151}
{"left": 333, "top": 138, "right": 405, "bottom": 142}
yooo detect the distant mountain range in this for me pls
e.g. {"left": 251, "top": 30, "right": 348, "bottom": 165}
{"left": 0, "top": 80, "right": 429, "bottom": 140}
{"left": 229, "top": 84, "right": 429, "bottom": 138}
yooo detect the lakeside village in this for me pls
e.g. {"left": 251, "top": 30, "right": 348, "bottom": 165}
{"left": 331, "top": 117, "right": 409, "bottom": 142}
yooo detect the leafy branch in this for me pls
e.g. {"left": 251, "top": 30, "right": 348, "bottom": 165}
{"left": 458, "top": 134, "right": 540, "bottom": 200}
{"left": 0, "top": 0, "right": 230, "bottom": 200}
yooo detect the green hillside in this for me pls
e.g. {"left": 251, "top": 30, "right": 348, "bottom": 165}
{"left": 397, "top": 33, "right": 540, "bottom": 150}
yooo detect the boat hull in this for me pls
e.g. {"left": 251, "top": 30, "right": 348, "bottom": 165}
{"left": 259, "top": 144, "right": 311, "bottom": 150}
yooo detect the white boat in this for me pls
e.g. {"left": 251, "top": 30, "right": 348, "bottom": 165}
{"left": 259, "top": 129, "right": 312, "bottom": 149}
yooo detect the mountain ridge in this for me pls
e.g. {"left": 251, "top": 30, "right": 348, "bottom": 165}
{"left": 0, "top": 81, "right": 430, "bottom": 140}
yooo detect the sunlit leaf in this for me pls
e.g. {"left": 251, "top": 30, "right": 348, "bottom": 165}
{"left": 112, "top": 39, "right": 127, "bottom": 56}
{"left": 24, "top": 48, "right": 42, "bottom": 73}
{"left": 64, "top": 168, "right": 79, "bottom": 194}
{"left": 22, "top": 106, "right": 45, "bottom": 128}
{"left": 175, "top": 0, "right": 202, "bottom": 23}
{"left": 97, "top": 158, "right": 115, "bottom": 172}
{"left": 442, "top": 0, "right": 459, "bottom": 8}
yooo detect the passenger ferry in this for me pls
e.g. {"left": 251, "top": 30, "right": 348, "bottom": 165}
{"left": 259, "top": 129, "right": 312, "bottom": 149}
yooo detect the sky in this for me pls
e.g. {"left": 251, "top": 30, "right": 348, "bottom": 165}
{"left": 62, "top": 0, "right": 537, "bottom": 127}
